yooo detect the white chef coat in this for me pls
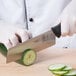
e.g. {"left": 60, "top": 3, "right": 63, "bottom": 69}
{"left": 0, "top": 0, "right": 76, "bottom": 48}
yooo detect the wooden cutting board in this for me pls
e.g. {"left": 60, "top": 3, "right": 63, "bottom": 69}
{"left": 0, "top": 47, "right": 76, "bottom": 76}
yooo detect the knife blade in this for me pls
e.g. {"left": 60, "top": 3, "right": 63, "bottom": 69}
{"left": 7, "top": 23, "right": 61, "bottom": 63}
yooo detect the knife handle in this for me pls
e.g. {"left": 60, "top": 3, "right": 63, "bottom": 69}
{"left": 51, "top": 23, "right": 61, "bottom": 38}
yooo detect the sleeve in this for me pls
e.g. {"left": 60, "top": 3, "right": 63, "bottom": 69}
{"left": 0, "top": 0, "right": 26, "bottom": 27}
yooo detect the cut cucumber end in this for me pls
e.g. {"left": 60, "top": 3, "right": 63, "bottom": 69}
{"left": 21, "top": 49, "right": 37, "bottom": 66}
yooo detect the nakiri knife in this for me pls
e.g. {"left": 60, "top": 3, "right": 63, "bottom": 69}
{"left": 7, "top": 23, "right": 61, "bottom": 63}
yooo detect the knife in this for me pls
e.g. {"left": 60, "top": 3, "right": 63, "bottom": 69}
{"left": 7, "top": 23, "right": 61, "bottom": 63}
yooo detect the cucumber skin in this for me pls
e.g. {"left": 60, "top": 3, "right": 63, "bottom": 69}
{"left": 50, "top": 69, "right": 76, "bottom": 76}
{"left": 62, "top": 74, "right": 76, "bottom": 76}
{"left": 62, "top": 75, "right": 76, "bottom": 76}
{"left": 62, "top": 66, "right": 72, "bottom": 71}
{"left": 21, "top": 49, "right": 36, "bottom": 66}
{"left": 52, "top": 71, "right": 69, "bottom": 75}
{"left": 62, "top": 70, "right": 76, "bottom": 76}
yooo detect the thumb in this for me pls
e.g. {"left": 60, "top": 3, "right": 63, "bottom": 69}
{"left": 55, "top": 14, "right": 70, "bottom": 36}
{"left": 61, "top": 15, "right": 70, "bottom": 36}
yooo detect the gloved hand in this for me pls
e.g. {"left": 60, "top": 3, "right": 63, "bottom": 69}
{"left": 0, "top": 22, "right": 31, "bottom": 50}
{"left": 57, "top": 0, "right": 76, "bottom": 36}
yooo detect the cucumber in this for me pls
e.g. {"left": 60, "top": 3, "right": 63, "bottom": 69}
{"left": 48, "top": 64, "right": 76, "bottom": 76}
{"left": 52, "top": 70, "right": 69, "bottom": 75}
{"left": 63, "top": 70, "right": 76, "bottom": 76}
{"left": 63, "top": 66, "right": 72, "bottom": 71}
{"left": 48, "top": 64, "right": 66, "bottom": 71}
{"left": 21, "top": 49, "right": 36, "bottom": 66}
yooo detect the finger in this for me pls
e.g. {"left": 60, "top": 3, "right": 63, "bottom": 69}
{"left": 15, "top": 33, "right": 22, "bottom": 43}
{"left": 9, "top": 34, "right": 19, "bottom": 47}
{"left": 69, "top": 16, "right": 76, "bottom": 36}
{"left": 15, "top": 29, "right": 29, "bottom": 42}
{"left": 61, "top": 15, "right": 70, "bottom": 36}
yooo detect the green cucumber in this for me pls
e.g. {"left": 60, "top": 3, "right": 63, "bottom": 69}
{"left": 48, "top": 64, "right": 66, "bottom": 71}
{"left": 52, "top": 70, "right": 69, "bottom": 75}
{"left": 48, "top": 64, "right": 76, "bottom": 76}
{"left": 21, "top": 49, "right": 36, "bottom": 66}
{"left": 63, "top": 70, "right": 76, "bottom": 76}
{"left": 63, "top": 66, "right": 72, "bottom": 71}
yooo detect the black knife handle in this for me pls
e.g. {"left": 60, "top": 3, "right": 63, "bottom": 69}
{"left": 51, "top": 23, "right": 61, "bottom": 38}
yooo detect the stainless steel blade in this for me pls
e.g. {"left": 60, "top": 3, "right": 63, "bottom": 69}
{"left": 7, "top": 30, "right": 55, "bottom": 62}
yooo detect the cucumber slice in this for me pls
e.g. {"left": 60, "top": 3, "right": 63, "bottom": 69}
{"left": 21, "top": 49, "right": 36, "bottom": 66}
{"left": 48, "top": 64, "right": 66, "bottom": 71}
{"left": 63, "top": 66, "right": 72, "bottom": 71}
{"left": 52, "top": 70, "right": 69, "bottom": 75}
{"left": 63, "top": 70, "right": 76, "bottom": 76}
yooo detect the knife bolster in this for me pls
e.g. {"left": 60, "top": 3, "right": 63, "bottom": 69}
{"left": 51, "top": 23, "right": 61, "bottom": 38}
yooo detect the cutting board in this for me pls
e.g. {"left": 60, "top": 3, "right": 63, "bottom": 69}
{"left": 0, "top": 47, "right": 76, "bottom": 76}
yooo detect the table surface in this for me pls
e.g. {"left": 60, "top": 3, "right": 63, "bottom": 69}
{"left": 0, "top": 47, "right": 76, "bottom": 76}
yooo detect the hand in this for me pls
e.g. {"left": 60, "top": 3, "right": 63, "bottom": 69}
{"left": 57, "top": 0, "right": 76, "bottom": 36}
{"left": 0, "top": 22, "right": 31, "bottom": 49}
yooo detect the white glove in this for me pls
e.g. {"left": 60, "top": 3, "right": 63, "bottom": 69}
{"left": 57, "top": 0, "right": 76, "bottom": 36}
{"left": 0, "top": 22, "right": 31, "bottom": 50}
